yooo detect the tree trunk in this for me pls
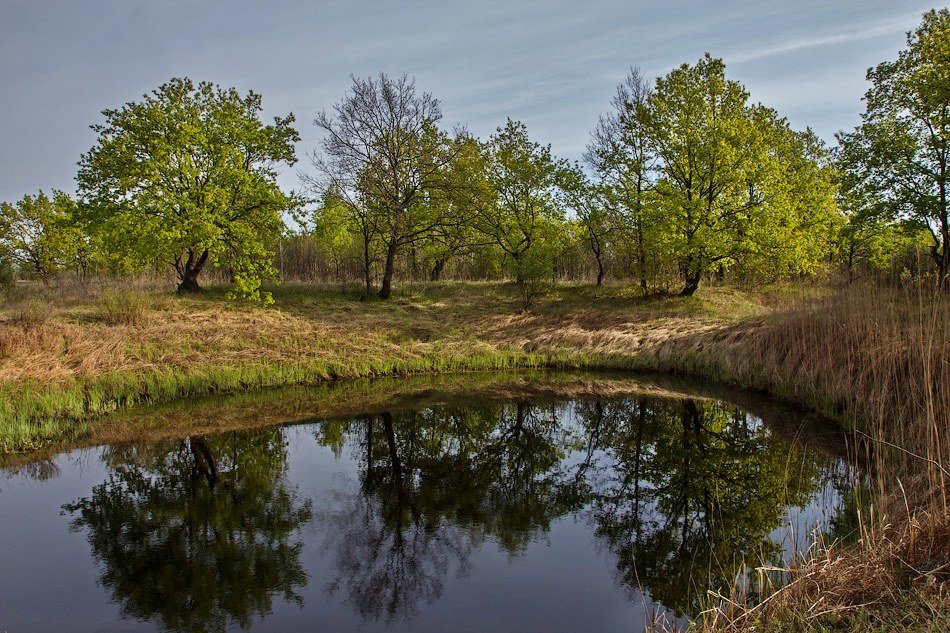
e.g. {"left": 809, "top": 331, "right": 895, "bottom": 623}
{"left": 847, "top": 241, "right": 856, "bottom": 284}
{"left": 936, "top": 201, "right": 948, "bottom": 290}
{"left": 378, "top": 239, "right": 397, "bottom": 299}
{"left": 679, "top": 250, "right": 702, "bottom": 296}
{"left": 362, "top": 236, "right": 373, "bottom": 300}
{"left": 937, "top": 240, "right": 948, "bottom": 290}
{"left": 595, "top": 257, "right": 605, "bottom": 287}
{"left": 381, "top": 412, "right": 402, "bottom": 489}
{"left": 176, "top": 249, "right": 208, "bottom": 293}
{"left": 378, "top": 206, "right": 405, "bottom": 300}
{"left": 636, "top": 182, "right": 648, "bottom": 291}
{"left": 681, "top": 264, "right": 701, "bottom": 296}
{"left": 681, "top": 273, "right": 701, "bottom": 296}
{"left": 430, "top": 257, "right": 446, "bottom": 282}
{"left": 637, "top": 245, "right": 648, "bottom": 292}
{"left": 936, "top": 173, "right": 948, "bottom": 290}
{"left": 188, "top": 436, "right": 217, "bottom": 487}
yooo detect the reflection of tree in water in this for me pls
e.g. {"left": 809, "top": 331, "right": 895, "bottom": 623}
{"left": 575, "top": 398, "right": 827, "bottom": 615}
{"left": 316, "top": 402, "right": 585, "bottom": 623}
{"left": 63, "top": 428, "right": 312, "bottom": 633}
{"left": 57, "top": 392, "right": 835, "bottom": 629}
{"left": 316, "top": 396, "right": 830, "bottom": 621}
{"left": 1, "top": 457, "right": 60, "bottom": 483}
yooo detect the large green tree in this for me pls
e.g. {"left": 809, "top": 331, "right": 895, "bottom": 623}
{"left": 644, "top": 55, "right": 838, "bottom": 294}
{"left": 77, "top": 77, "right": 300, "bottom": 302}
{"left": 415, "top": 135, "right": 493, "bottom": 281}
{"left": 837, "top": 9, "right": 950, "bottom": 288}
{"left": 64, "top": 429, "right": 312, "bottom": 632}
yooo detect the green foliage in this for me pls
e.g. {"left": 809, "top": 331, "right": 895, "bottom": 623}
{"left": 0, "top": 190, "right": 85, "bottom": 278}
{"left": 414, "top": 135, "right": 492, "bottom": 280}
{"left": 77, "top": 77, "right": 300, "bottom": 302}
{"left": 836, "top": 9, "right": 950, "bottom": 287}
{"left": 642, "top": 55, "right": 839, "bottom": 294}
{"left": 836, "top": 182, "right": 932, "bottom": 279}
{"left": 64, "top": 429, "right": 312, "bottom": 632}
{"left": 475, "top": 119, "right": 570, "bottom": 289}
{"left": 477, "top": 119, "right": 566, "bottom": 259}
{"left": 511, "top": 239, "right": 556, "bottom": 309}
{"left": 0, "top": 248, "right": 14, "bottom": 290}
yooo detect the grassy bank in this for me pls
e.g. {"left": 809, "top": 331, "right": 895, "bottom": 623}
{"left": 1, "top": 278, "right": 947, "bottom": 630}
{"left": 0, "top": 279, "right": 770, "bottom": 452}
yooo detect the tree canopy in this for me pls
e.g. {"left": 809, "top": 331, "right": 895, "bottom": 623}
{"left": 77, "top": 77, "right": 300, "bottom": 302}
{"left": 308, "top": 73, "right": 459, "bottom": 298}
{"left": 837, "top": 8, "right": 949, "bottom": 288}
{"left": 6, "top": 11, "right": 944, "bottom": 296}
{"left": 0, "top": 190, "right": 84, "bottom": 279}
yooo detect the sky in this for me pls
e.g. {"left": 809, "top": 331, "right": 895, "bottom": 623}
{"left": 0, "top": 0, "right": 940, "bottom": 203}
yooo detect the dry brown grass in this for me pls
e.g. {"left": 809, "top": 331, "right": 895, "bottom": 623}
{"left": 0, "top": 280, "right": 759, "bottom": 394}
{"left": 700, "top": 512, "right": 950, "bottom": 632}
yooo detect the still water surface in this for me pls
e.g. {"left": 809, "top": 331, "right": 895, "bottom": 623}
{"left": 0, "top": 374, "right": 853, "bottom": 632}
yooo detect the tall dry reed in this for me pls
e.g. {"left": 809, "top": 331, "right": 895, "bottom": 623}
{"left": 674, "top": 283, "right": 950, "bottom": 630}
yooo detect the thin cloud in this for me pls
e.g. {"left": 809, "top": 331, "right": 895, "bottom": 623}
{"left": 726, "top": 13, "right": 917, "bottom": 64}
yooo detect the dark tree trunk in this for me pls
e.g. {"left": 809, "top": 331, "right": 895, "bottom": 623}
{"left": 936, "top": 174, "right": 948, "bottom": 291}
{"left": 381, "top": 412, "right": 402, "bottom": 489}
{"left": 638, "top": 246, "right": 648, "bottom": 292}
{"left": 681, "top": 269, "right": 701, "bottom": 296}
{"left": 176, "top": 249, "right": 208, "bottom": 293}
{"left": 636, "top": 181, "right": 647, "bottom": 292}
{"left": 364, "top": 416, "right": 374, "bottom": 488}
{"left": 362, "top": 238, "right": 373, "bottom": 300}
{"left": 430, "top": 257, "right": 446, "bottom": 282}
{"left": 378, "top": 205, "right": 405, "bottom": 300}
{"left": 679, "top": 251, "right": 702, "bottom": 296}
{"left": 189, "top": 436, "right": 217, "bottom": 487}
{"left": 847, "top": 241, "right": 857, "bottom": 284}
{"left": 936, "top": 212, "right": 948, "bottom": 291}
{"left": 378, "top": 241, "right": 397, "bottom": 299}
{"left": 595, "top": 258, "right": 605, "bottom": 287}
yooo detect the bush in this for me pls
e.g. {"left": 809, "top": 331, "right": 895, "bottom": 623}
{"left": 0, "top": 254, "right": 14, "bottom": 291}
{"left": 95, "top": 290, "right": 152, "bottom": 325}
{"left": 7, "top": 300, "right": 51, "bottom": 328}
{"left": 512, "top": 247, "right": 555, "bottom": 310}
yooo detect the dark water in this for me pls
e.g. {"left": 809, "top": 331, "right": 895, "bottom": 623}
{"left": 0, "top": 374, "right": 854, "bottom": 632}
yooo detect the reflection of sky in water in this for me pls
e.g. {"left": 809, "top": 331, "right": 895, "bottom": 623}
{"left": 0, "top": 390, "right": 853, "bottom": 632}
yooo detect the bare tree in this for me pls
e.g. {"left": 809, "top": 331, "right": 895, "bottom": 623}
{"left": 307, "top": 74, "right": 457, "bottom": 298}
{"left": 586, "top": 67, "right": 656, "bottom": 291}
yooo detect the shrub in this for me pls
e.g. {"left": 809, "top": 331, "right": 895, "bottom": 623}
{"left": 95, "top": 290, "right": 152, "bottom": 325}
{"left": 7, "top": 299, "right": 51, "bottom": 329}
{"left": 512, "top": 247, "right": 555, "bottom": 310}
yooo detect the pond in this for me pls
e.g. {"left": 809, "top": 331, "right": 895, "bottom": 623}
{"left": 0, "top": 372, "right": 856, "bottom": 632}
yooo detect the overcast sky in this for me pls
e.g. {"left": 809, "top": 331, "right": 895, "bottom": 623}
{"left": 0, "top": 0, "right": 939, "bottom": 202}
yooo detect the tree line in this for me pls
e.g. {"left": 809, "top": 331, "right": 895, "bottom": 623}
{"left": 2, "top": 9, "right": 946, "bottom": 303}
